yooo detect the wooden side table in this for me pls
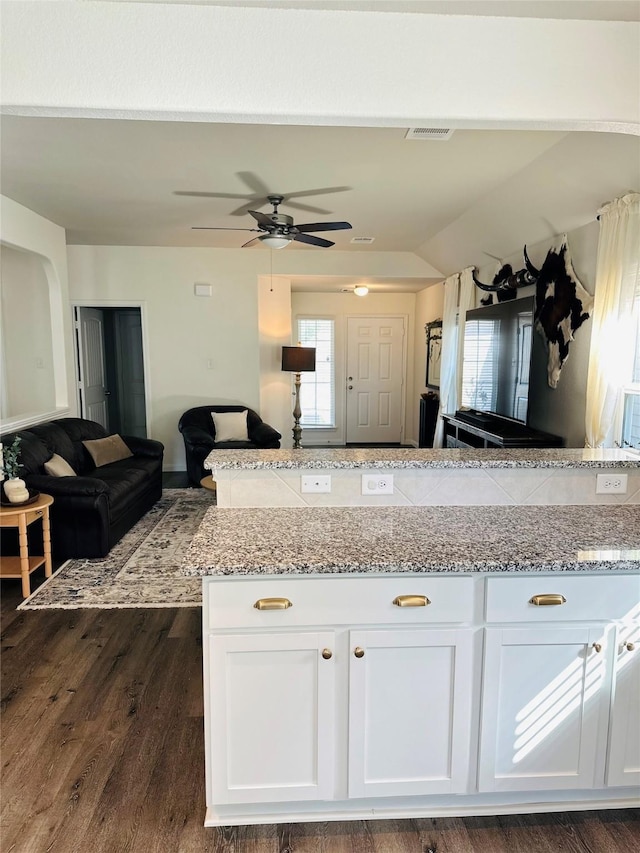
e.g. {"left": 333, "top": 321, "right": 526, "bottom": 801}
{"left": 0, "top": 493, "right": 54, "bottom": 598}
{"left": 200, "top": 475, "right": 217, "bottom": 493}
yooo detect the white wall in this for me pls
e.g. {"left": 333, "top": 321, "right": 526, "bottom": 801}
{"left": 290, "top": 290, "right": 417, "bottom": 445}
{"left": 0, "top": 246, "right": 55, "bottom": 418}
{"left": 2, "top": 3, "right": 638, "bottom": 132}
{"left": 0, "top": 195, "right": 74, "bottom": 431}
{"left": 67, "top": 247, "right": 432, "bottom": 465}
{"left": 258, "top": 275, "right": 293, "bottom": 448}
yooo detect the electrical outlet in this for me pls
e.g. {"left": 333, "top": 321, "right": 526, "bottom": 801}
{"left": 596, "top": 473, "right": 628, "bottom": 494}
{"left": 301, "top": 474, "right": 331, "bottom": 494}
{"left": 361, "top": 473, "right": 394, "bottom": 495}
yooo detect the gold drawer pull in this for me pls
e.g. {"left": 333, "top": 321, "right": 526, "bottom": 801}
{"left": 529, "top": 594, "right": 566, "bottom": 607}
{"left": 592, "top": 642, "right": 602, "bottom": 653}
{"left": 393, "top": 595, "right": 430, "bottom": 608}
{"left": 321, "top": 648, "right": 333, "bottom": 660}
{"left": 253, "top": 597, "right": 292, "bottom": 611}
{"left": 626, "top": 642, "right": 636, "bottom": 652}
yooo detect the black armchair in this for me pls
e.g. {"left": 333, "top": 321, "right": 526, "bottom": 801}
{"left": 178, "top": 405, "right": 281, "bottom": 486}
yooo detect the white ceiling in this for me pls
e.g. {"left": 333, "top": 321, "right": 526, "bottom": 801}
{"left": 2, "top": 116, "right": 638, "bottom": 280}
{"left": 115, "top": 1, "right": 640, "bottom": 23}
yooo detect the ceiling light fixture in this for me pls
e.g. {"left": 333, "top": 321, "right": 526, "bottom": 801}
{"left": 260, "top": 234, "right": 292, "bottom": 249}
{"left": 354, "top": 285, "right": 369, "bottom": 297}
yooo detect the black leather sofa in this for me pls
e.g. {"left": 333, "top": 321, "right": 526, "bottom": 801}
{"left": 179, "top": 405, "right": 281, "bottom": 487}
{"left": 1, "top": 418, "right": 163, "bottom": 558}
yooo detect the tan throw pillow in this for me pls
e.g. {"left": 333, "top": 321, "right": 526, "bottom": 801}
{"left": 44, "top": 453, "right": 77, "bottom": 477}
{"left": 211, "top": 410, "right": 249, "bottom": 443}
{"left": 82, "top": 434, "right": 133, "bottom": 467}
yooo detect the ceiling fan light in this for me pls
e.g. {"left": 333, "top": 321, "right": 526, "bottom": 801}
{"left": 260, "top": 234, "right": 292, "bottom": 249}
{"left": 354, "top": 285, "right": 369, "bottom": 297}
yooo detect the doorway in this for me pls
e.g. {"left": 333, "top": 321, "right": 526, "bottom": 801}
{"left": 345, "top": 316, "right": 405, "bottom": 444}
{"left": 74, "top": 306, "right": 148, "bottom": 438}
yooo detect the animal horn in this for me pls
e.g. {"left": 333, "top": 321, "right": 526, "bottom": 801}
{"left": 472, "top": 268, "right": 498, "bottom": 291}
{"left": 523, "top": 245, "right": 539, "bottom": 278}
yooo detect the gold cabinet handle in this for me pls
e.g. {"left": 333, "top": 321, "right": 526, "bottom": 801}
{"left": 529, "top": 594, "right": 567, "bottom": 606}
{"left": 321, "top": 648, "right": 333, "bottom": 660}
{"left": 354, "top": 647, "right": 365, "bottom": 658}
{"left": 253, "top": 597, "right": 293, "bottom": 611}
{"left": 393, "top": 594, "right": 430, "bottom": 607}
{"left": 626, "top": 642, "right": 636, "bottom": 652}
{"left": 592, "top": 642, "right": 602, "bottom": 653}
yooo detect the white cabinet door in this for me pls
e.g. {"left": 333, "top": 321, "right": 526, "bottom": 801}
{"left": 207, "top": 631, "right": 335, "bottom": 804}
{"left": 348, "top": 628, "right": 474, "bottom": 798}
{"left": 607, "top": 623, "right": 640, "bottom": 787}
{"left": 479, "top": 626, "right": 613, "bottom": 793}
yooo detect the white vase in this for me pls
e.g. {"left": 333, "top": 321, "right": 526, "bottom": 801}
{"left": 3, "top": 477, "right": 29, "bottom": 503}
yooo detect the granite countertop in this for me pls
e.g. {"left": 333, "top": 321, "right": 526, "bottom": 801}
{"left": 182, "top": 504, "right": 640, "bottom": 577}
{"left": 204, "top": 447, "right": 640, "bottom": 471}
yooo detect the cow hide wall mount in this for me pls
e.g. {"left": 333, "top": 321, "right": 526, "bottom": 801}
{"left": 533, "top": 236, "right": 593, "bottom": 389}
{"left": 472, "top": 236, "right": 593, "bottom": 388}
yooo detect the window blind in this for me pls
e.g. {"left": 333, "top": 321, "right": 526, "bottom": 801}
{"left": 460, "top": 319, "right": 500, "bottom": 412}
{"left": 297, "top": 318, "right": 335, "bottom": 427}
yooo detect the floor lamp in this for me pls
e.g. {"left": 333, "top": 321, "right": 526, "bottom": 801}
{"left": 281, "top": 345, "right": 316, "bottom": 449}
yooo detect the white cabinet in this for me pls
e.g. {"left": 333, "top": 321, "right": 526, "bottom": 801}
{"left": 348, "top": 628, "right": 474, "bottom": 798}
{"left": 203, "top": 575, "right": 477, "bottom": 814}
{"left": 478, "top": 626, "right": 613, "bottom": 792}
{"left": 606, "top": 623, "right": 640, "bottom": 787}
{"left": 480, "top": 575, "right": 640, "bottom": 795}
{"left": 206, "top": 630, "right": 335, "bottom": 804}
{"left": 201, "top": 572, "right": 640, "bottom": 826}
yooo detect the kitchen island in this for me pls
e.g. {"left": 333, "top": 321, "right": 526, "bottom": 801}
{"left": 204, "top": 447, "right": 640, "bottom": 508}
{"left": 183, "top": 499, "right": 640, "bottom": 828}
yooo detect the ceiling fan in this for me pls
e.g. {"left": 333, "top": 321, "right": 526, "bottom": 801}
{"left": 192, "top": 194, "right": 352, "bottom": 248}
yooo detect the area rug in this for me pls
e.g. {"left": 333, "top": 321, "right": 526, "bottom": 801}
{"left": 18, "top": 489, "right": 214, "bottom": 610}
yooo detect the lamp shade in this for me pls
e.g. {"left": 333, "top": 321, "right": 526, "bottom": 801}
{"left": 282, "top": 346, "right": 316, "bottom": 373}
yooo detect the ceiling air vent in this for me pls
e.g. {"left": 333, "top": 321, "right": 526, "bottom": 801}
{"left": 405, "top": 127, "right": 453, "bottom": 141}
{"left": 351, "top": 236, "right": 375, "bottom": 244}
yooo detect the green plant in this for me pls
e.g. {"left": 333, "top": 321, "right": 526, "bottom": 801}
{"left": 1, "top": 435, "right": 22, "bottom": 480}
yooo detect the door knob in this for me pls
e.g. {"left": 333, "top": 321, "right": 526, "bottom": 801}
{"left": 348, "top": 376, "right": 353, "bottom": 381}
{"left": 348, "top": 385, "right": 353, "bottom": 390}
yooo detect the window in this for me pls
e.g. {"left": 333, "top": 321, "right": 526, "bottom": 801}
{"left": 296, "top": 318, "right": 335, "bottom": 427}
{"left": 460, "top": 319, "right": 500, "bottom": 413}
{"left": 620, "top": 298, "right": 640, "bottom": 450}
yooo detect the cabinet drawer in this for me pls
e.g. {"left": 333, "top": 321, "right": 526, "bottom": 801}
{"left": 205, "top": 575, "right": 476, "bottom": 630}
{"left": 485, "top": 574, "right": 640, "bottom": 623}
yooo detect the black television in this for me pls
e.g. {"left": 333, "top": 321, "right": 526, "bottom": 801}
{"left": 459, "top": 295, "right": 534, "bottom": 424}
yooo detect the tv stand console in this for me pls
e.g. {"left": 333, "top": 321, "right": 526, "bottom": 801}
{"left": 443, "top": 412, "right": 563, "bottom": 449}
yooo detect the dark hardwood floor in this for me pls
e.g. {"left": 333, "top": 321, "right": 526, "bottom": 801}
{"left": 2, "top": 574, "right": 638, "bottom": 852}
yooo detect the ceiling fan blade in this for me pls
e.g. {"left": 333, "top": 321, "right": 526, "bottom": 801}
{"left": 295, "top": 221, "right": 352, "bottom": 233}
{"left": 248, "top": 209, "right": 275, "bottom": 228}
{"left": 285, "top": 186, "right": 352, "bottom": 200}
{"left": 241, "top": 236, "right": 262, "bottom": 248}
{"left": 236, "top": 171, "right": 271, "bottom": 196}
{"left": 174, "top": 191, "right": 250, "bottom": 199}
{"left": 283, "top": 200, "right": 334, "bottom": 216}
{"left": 292, "top": 233, "right": 334, "bottom": 248}
{"left": 192, "top": 227, "right": 261, "bottom": 232}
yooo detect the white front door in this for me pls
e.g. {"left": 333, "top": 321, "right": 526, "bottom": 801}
{"left": 76, "top": 307, "right": 108, "bottom": 430}
{"left": 345, "top": 316, "right": 405, "bottom": 444}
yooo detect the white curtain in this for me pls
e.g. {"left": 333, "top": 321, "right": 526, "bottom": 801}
{"left": 456, "top": 266, "right": 476, "bottom": 406}
{"left": 585, "top": 192, "right": 640, "bottom": 447}
{"left": 433, "top": 272, "right": 460, "bottom": 448}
